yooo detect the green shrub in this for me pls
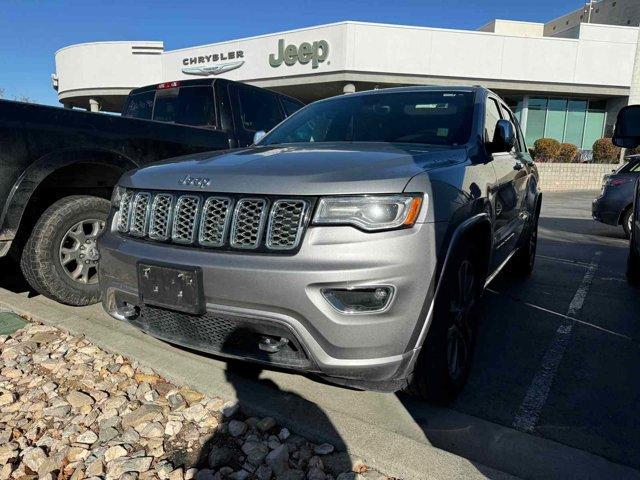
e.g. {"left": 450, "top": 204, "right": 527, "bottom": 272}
{"left": 556, "top": 143, "right": 579, "bottom": 163}
{"left": 592, "top": 138, "right": 621, "bottom": 163}
{"left": 533, "top": 138, "right": 561, "bottom": 162}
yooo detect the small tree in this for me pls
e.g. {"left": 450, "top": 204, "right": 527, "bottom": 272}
{"left": 533, "top": 138, "right": 561, "bottom": 162}
{"left": 592, "top": 138, "right": 621, "bottom": 163}
{"left": 556, "top": 143, "right": 579, "bottom": 163}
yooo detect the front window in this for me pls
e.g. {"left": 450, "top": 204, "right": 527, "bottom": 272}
{"left": 259, "top": 90, "right": 475, "bottom": 147}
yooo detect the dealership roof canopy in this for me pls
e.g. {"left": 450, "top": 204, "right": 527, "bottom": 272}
{"left": 53, "top": 20, "right": 640, "bottom": 113}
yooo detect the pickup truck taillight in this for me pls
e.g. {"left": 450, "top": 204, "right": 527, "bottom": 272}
{"left": 606, "top": 177, "right": 633, "bottom": 188}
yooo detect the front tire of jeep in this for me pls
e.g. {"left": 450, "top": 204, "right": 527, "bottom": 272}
{"left": 20, "top": 196, "right": 110, "bottom": 306}
{"left": 405, "top": 240, "right": 482, "bottom": 404}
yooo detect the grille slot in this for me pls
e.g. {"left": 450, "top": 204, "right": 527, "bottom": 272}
{"left": 266, "top": 200, "right": 308, "bottom": 250}
{"left": 129, "top": 193, "right": 151, "bottom": 237}
{"left": 117, "top": 190, "right": 135, "bottom": 233}
{"left": 172, "top": 195, "right": 200, "bottom": 244}
{"left": 230, "top": 198, "right": 268, "bottom": 249}
{"left": 199, "top": 197, "right": 233, "bottom": 247}
{"left": 117, "top": 189, "right": 310, "bottom": 253}
{"left": 148, "top": 194, "right": 174, "bottom": 241}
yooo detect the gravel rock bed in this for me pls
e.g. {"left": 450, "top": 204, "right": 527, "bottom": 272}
{"left": 0, "top": 321, "right": 394, "bottom": 480}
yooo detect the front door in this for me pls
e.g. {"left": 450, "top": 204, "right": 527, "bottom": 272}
{"left": 485, "top": 97, "right": 527, "bottom": 270}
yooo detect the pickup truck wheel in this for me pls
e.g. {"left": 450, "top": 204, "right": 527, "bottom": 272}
{"left": 405, "top": 242, "right": 481, "bottom": 404}
{"left": 20, "top": 196, "right": 109, "bottom": 306}
{"left": 510, "top": 212, "right": 539, "bottom": 277}
{"left": 628, "top": 241, "right": 640, "bottom": 285}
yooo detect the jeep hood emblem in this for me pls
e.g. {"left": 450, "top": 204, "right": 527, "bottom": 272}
{"left": 182, "top": 60, "right": 244, "bottom": 76}
{"left": 179, "top": 174, "right": 210, "bottom": 188}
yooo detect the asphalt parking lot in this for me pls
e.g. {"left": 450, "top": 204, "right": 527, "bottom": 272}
{"left": 1, "top": 190, "right": 638, "bottom": 479}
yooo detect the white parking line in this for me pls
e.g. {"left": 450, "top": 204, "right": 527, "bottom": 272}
{"left": 512, "top": 251, "right": 602, "bottom": 433}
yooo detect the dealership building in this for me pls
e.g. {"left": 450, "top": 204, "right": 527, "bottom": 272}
{"left": 53, "top": 1, "right": 640, "bottom": 150}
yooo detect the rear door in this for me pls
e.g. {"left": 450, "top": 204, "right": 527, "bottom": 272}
{"left": 486, "top": 96, "right": 525, "bottom": 268}
{"left": 228, "top": 83, "right": 286, "bottom": 147}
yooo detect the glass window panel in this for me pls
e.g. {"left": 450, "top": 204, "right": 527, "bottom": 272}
{"left": 583, "top": 109, "right": 605, "bottom": 150}
{"left": 545, "top": 99, "right": 568, "bottom": 142}
{"left": 564, "top": 100, "right": 587, "bottom": 147}
{"left": 525, "top": 98, "right": 547, "bottom": 146}
{"left": 485, "top": 98, "right": 503, "bottom": 142}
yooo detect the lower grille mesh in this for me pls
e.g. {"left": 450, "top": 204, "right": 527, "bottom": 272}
{"left": 130, "top": 305, "right": 311, "bottom": 368}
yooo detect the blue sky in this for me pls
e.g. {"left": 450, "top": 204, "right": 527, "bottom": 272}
{"left": 0, "top": 0, "right": 584, "bottom": 106}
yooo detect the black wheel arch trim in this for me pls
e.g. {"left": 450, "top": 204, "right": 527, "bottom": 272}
{"left": 402, "top": 212, "right": 493, "bottom": 368}
{"left": 0, "top": 148, "right": 139, "bottom": 240}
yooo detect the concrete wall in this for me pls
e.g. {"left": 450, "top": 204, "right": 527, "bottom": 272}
{"left": 478, "top": 20, "right": 544, "bottom": 37}
{"left": 537, "top": 163, "right": 617, "bottom": 192}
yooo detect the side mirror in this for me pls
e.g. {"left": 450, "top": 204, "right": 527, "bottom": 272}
{"left": 488, "top": 119, "right": 516, "bottom": 154}
{"left": 613, "top": 105, "right": 640, "bottom": 148}
{"left": 253, "top": 130, "right": 266, "bottom": 145}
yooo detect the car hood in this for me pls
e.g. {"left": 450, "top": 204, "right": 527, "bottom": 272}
{"left": 121, "top": 143, "right": 468, "bottom": 195}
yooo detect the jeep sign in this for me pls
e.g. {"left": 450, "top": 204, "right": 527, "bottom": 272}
{"left": 269, "top": 39, "right": 329, "bottom": 69}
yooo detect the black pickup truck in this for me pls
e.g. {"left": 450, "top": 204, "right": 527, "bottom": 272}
{"left": 0, "top": 78, "right": 303, "bottom": 305}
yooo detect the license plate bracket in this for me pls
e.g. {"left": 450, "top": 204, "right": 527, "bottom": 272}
{"left": 137, "top": 262, "right": 205, "bottom": 315}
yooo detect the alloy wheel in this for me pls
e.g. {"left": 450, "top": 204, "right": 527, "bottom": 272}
{"left": 447, "top": 259, "right": 476, "bottom": 383}
{"left": 58, "top": 219, "right": 105, "bottom": 285}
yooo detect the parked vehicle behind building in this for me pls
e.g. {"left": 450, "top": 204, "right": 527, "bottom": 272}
{"left": 592, "top": 154, "right": 640, "bottom": 237}
{"left": 99, "top": 86, "right": 541, "bottom": 403}
{"left": 612, "top": 105, "right": 640, "bottom": 283}
{"left": 0, "top": 79, "right": 303, "bottom": 305}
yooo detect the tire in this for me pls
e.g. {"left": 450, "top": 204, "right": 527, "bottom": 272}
{"left": 510, "top": 211, "right": 539, "bottom": 277}
{"left": 628, "top": 232, "right": 640, "bottom": 285}
{"left": 20, "top": 196, "right": 109, "bottom": 306}
{"left": 405, "top": 240, "right": 482, "bottom": 404}
{"left": 622, "top": 208, "right": 633, "bottom": 239}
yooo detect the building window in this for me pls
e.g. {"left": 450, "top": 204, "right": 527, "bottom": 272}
{"left": 612, "top": 2, "right": 616, "bottom": 7}
{"left": 521, "top": 96, "right": 606, "bottom": 150}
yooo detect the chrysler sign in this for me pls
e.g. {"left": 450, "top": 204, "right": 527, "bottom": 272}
{"left": 269, "top": 39, "right": 329, "bottom": 69}
{"left": 181, "top": 50, "right": 245, "bottom": 76}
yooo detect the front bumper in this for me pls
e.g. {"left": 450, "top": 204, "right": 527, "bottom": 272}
{"left": 98, "top": 221, "right": 439, "bottom": 386}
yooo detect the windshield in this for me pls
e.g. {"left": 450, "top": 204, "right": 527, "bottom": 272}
{"left": 260, "top": 90, "right": 475, "bottom": 147}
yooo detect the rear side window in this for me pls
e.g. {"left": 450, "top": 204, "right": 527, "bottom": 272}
{"left": 152, "top": 86, "right": 216, "bottom": 127}
{"left": 122, "top": 90, "right": 155, "bottom": 119}
{"left": 281, "top": 97, "right": 304, "bottom": 116}
{"left": 236, "top": 85, "right": 284, "bottom": 132}
{"left": 485, "top": 98, "right": 503, "bottom": 143}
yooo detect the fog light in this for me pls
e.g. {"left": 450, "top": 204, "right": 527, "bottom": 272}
{"left": 321, "top": 286, "right": 395, "bottom": 314}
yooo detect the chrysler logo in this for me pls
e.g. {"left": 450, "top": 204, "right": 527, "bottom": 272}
{"left": 178, "top": 174, "right": 210, "bottom": 188}
{"left": 182, "top": 60, "right": 244, "bottom": 76}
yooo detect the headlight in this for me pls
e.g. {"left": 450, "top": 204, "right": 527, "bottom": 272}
{"left": 111, "top": 185, "right": 126, "bottom": 207}
{"left": 312, "top": 195, "right": 423, "bottom": 231}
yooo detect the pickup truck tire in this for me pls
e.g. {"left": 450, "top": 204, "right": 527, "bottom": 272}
{"left": 20, "top": 196, "right": 109, "bottom": 306}
{"left": 622, "top": 207, "right": 632, "bottom": 239}
{"left": 510, "top": 212, "right": 539, "bottom": 277}
{"left": 405, "top": 240, "right": 481, "bottom": 404}
{"left": 628, "top": 242, "right": 640, "bottom": 285}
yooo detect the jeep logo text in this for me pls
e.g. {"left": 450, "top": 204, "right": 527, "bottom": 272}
{"left": 269, "top": 39, "right": 329, "bottom": 69}
{"left": 178, "top": 174, "right": 210, "bottom": 188}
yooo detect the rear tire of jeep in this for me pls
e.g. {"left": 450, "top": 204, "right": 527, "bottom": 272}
{"left": 20, "top": 196, "right": 110, "bottom": 306}
{"left": 405, "top": 241, "right": 481, "bottom": 405}
{"left": 510, "top": 212, "right": 539, "bottom": 277}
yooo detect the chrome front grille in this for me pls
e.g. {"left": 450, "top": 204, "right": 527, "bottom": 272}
{"left": 230, "top": 198, "right": 268, "bottom": 249}
{"left": 116, "top": 189, "right": 311, "bottom": 253}
{"left": 129, "top": 193, "right": 151, "bottom": 237}
{"left": 172, "top": 195, "right": 200, "bottom": 244}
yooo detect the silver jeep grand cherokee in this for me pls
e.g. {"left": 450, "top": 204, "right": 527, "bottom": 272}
{"left": 99, "top": 86, "right": 541, "bottom": 403}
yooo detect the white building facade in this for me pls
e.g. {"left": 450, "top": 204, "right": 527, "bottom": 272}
{"left": 53, "top": 20, "right": 640, "bottom": 151}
